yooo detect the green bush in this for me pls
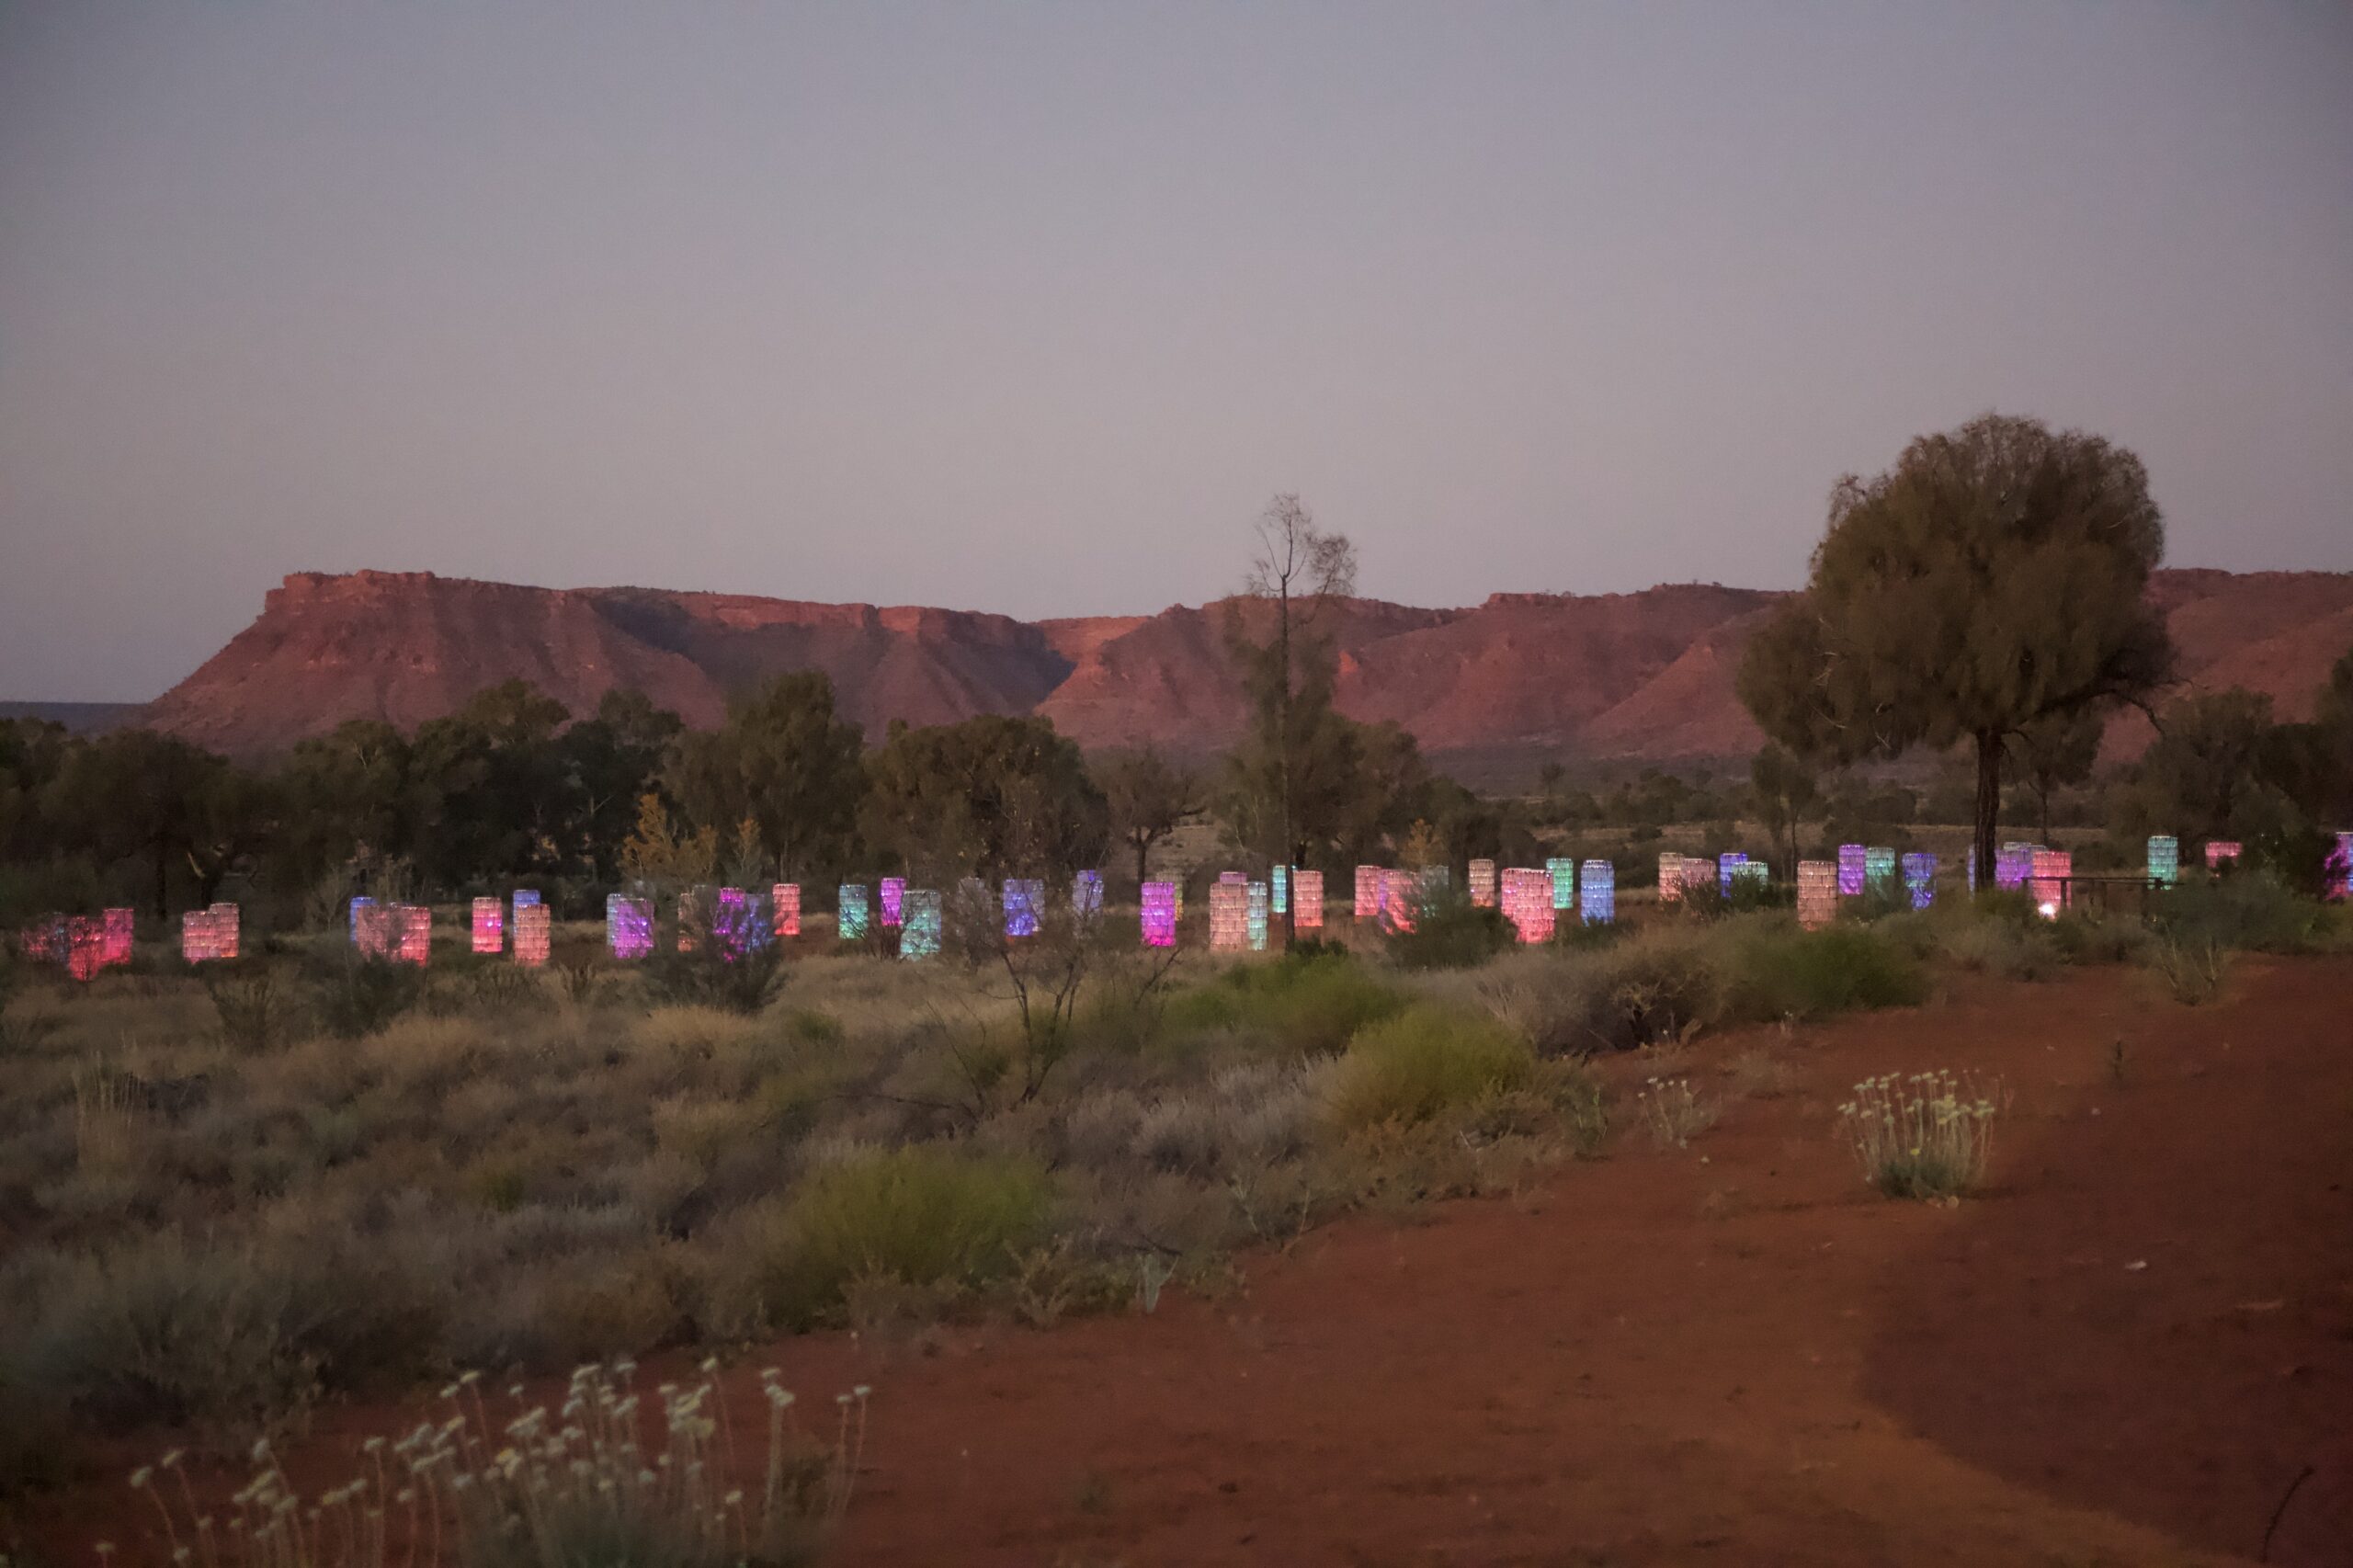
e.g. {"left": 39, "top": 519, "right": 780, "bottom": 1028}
{"left": 1323, "top": 1007, "right": 1534, "bottom": 1131}
{"left": 1159, "top": 949, "right": 1404, "bottom": 1055}
{"left": 2045, "top": 910, "right": 2154, "bottom": 967}
{"left": 1723, "top": 923, "right": 1929, "bottom": 1021}
{"left": 1571, "top": 929, "right": 1724, "bottom": 1052}
{"left": 1931, "top": 906, "right": 2062, "bottom": 981}
{"left": 1384, "top": 898, "right": 1516, "bottom": 971}
{"left": 760, "top": 1147, "right": 1051, "bottom": 1326}
{"left": 2150, "top": 872, "right": 2327, "bottom": 955}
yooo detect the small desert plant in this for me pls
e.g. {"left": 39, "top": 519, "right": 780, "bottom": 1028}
{"left": 1839, "top": 1070, "right": 2000, "bottom": 1199}
{"left": 553, "top": 957, "right": 604, "bottom": 1006}
{"left": 2045, "top": 910, "right": 2154, "bottom": 967}
{"left": 447, "top": 1362, "right": 862, "bottom": 1568}
{"left": 72, "top": 1062, "right": 146, "bottom": 1174}
{"left": 312, "top": 951, "right": 428, "bottom": 1039}
{"left": 647, "top": 940, "right": 787, "bottom": 1016}
{"left": 1633, "top": 1076, "right": 1715, "bottom": 1148}
{"left": 1934, "top": 909, "right": 2060, "bottom": 981}
{"left": 1383, "top": 896, "right": 1516, "bottom": 971}
{"left": 441, "top": 959, "right": 551, "bottom": 1016}
{"left": 1540, "top": 1059, "right": 1613, "bottom": 1156}
{"left": 203, "top": 962, "right": 292, "bottom": 1051}
{"left": 2148, "top": 937, "right": 2232, "bottom": 1005}
{"left": 119, "top": 1361, "right": 867, "bottom": 1568}
{"left": 2150, "top": 871, "right": 2325, "bottom": 955}
{"left": 1159, "top": 949, "right": 1404, "bottom": 1055}
{"left": 1723, "top": 923, "right": 1928, "bottom": 1021}
{"left": 1322, "top": 1006, "right": 1533, "bottom": 1131}
{"left": 0, "top": 962, "right": 63, "bottom": 1054}
{"left": 13, "top": 1229, "right": 443, "bottom": 1438}
{"left": 756, "top": 1145, "right": 1051, "bottom": 1326}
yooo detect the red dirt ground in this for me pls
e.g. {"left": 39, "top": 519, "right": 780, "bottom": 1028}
{"left": 29, "top": 956, "right": 2353, "bottom": 1566}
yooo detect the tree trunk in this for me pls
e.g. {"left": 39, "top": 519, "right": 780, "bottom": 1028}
{"left": 1277, "top": 585, "right": 1294, "bottom": 944}
{"left": 1973, "top": 731, "right": 2002, "bottom": 892}
{"left": 154, "top": 838, "right": 170, "bottom": 920}
{"left": 1133, "top": 835, "right": 1150, "bottom": 890}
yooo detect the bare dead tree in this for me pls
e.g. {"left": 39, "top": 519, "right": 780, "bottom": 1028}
{"left": 1237, "top": 494, "right": 1357, "bottom": 938}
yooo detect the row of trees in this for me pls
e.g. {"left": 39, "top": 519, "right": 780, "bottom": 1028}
{"left": 0, "top": 497, "right": 1444, "bottom": 923}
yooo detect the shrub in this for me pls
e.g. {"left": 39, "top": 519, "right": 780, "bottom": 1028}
{"left": 646, "top": 941, "right": 787, "bottom": 1016}
{"left": 1384, "top": 898, "right": 1516, "bottom": 971}
{"left": 202, "top": 961, "right": 293, "bottom": 1051}
{"left": 310, "top": 952, "right": 427, "bottom": 1039}
{"left": 1722, "top": 923, "right": 1928, "bottom": 1022}
{"left": 1322, "top": 1007, "right": 1534, "bottom": 1132}
{"left": 2150, "top": 872, "right": 2327, "bottom": 955}
{"left": 2148, "top": 937, "right": 2232, "bottom": 1005}
{"left": 757, "top": 1146, "right": 1051, "bottom": 1325}
{"left": 1449, "top": 933, "right": 1722, "bottom": 1057}
{"left": 1933, "top": 909, "right": 2061, "bottom": 981}
{"left": 1535, "top": 1058, "right": 1611, "bottom": 1156}
{"left": 442, "top": 960, "right": 551, "bottom": 1015}
{"left": 1839, "top": 1071, "right": 1999, "bottom": 1199}
{"left": 2045, "top": 910, "right": 2154, "bottom": 967}
{"left": 9, "top": 1228, "right": 443, "bottom": 1437}
{"left": 1159, "top": 950, "right": 1404, "bottom": 1056}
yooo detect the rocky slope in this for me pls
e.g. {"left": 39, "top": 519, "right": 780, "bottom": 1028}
{"left": 137, "top": 568, "right": 2353, "bottom": 770}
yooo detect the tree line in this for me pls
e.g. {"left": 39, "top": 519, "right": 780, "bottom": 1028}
{"left": 0, "top": 500, "right": 1448, "bottom": 925}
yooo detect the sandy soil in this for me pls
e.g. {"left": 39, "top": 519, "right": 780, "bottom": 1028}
{"left": 32, "top": 956, "right": 2353, "bottom": 1566}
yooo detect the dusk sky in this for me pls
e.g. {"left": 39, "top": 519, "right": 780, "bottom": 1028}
{"left": 3, "top": 3, "right": 2348, "bottom": 701}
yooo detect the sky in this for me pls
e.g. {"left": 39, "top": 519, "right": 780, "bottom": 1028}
{"left": 2, "top": 3, "right": 2349, "bottom": 701}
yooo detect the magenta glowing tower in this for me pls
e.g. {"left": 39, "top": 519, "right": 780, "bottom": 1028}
{"left": 1140, "top": 881, "right": 1177, "bottom": 948}
{"left": 607, "top": 894, "right": 654, "bottom": 960}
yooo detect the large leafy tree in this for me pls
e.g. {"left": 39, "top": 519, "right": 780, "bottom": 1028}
{"left": 668, "top": 672, "right": 866, "bottom": 881}
{"left": 46, "top": 729, "right": 245, "bottom": 915}
{"left": 1737, "top": 414, "right": 2173, "bottom": 885}
{"left": 2114, "top": 688, "right": 2298, "bottom": 853}
{"left": 0, "top": 718, "right": 74, "bottom": 863}
{"left": 277, "top": 720, "right": 420, "bottom": 858}
{"left": 558, "top": 687, "right": 685, "bottom": 881}
{"left": 408, "top": 680, "right": 578, "bottom": 883}
{"left": 862, "top": 714, "right": 1106, "bottom": 881}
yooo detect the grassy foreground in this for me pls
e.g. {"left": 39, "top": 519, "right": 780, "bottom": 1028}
{"left": 0, "top": 874, "right": 2338, "bottom": 1505}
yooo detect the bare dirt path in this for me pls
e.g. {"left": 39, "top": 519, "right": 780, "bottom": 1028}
{"left": 39, "top": 957, "right": 2353, "bottom": 1565}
